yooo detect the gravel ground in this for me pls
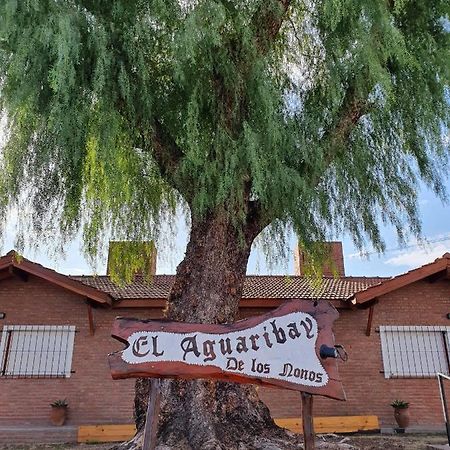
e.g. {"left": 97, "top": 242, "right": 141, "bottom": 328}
{"left": 0, "top": 434, "right": 448, "bottom": 450}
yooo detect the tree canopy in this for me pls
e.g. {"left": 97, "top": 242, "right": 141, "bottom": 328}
{"left": 0, "top": 0, "right": 449, "bottom": 272}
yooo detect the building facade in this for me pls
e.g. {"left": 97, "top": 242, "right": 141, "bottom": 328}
{"left": 0, "top": 247, "right": 449, "bottom": 438}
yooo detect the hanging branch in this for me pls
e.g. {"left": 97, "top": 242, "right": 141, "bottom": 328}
{"left": 253, "top": 0, "right": 293, "bottom": 53}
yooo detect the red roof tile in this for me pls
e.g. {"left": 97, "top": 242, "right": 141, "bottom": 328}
{"left": 71, "top": 274, "right": 387, "bottom": 301}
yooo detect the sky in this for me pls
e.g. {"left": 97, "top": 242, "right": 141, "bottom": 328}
{"left": 1, "top": 178, "right": 449, "bottom": 279}
{"left": 341, "top": 184, "right": 450, "bottom": 277}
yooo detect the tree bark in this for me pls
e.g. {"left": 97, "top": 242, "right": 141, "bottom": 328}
{"left": 114, "top": 210, "right": 301, "bottom": 450}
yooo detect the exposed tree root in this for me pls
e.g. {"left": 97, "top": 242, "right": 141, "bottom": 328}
{"left": 112, "top": 379, "right": 302, "bottom": 450}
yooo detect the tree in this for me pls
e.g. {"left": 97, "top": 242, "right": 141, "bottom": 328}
{"left": 0, "top": 0, "right": 449, "bottom": 448}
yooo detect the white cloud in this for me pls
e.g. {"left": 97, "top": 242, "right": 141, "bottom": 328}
{"left": 385, "top": 243, "right": 449, "bottom": 268}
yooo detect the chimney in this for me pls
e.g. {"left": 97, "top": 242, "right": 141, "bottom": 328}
{"left": 107, "top": 241, "right": 157, "bottom": 278}
{"left": 294, "top": 241, "right": 345, "bottom": 277}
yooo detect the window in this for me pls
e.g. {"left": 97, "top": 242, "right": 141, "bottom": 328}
{"left": 0, "top": 325, "right": 75, "bottom": 378}
{"left": 380, "top": 326, "right": 450, "bottom": 378}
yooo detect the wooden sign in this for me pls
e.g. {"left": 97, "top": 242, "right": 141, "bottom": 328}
{"left": 109, "top": 300, "right": 345, "bottom": 401}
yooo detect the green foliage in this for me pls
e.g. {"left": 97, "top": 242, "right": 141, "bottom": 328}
{"left": 391, "top": 399, "right": 409, "bottom": 409}
{"left": 0, "top": 0, "right": 449, "bottom": 273}
{"left": 106, "top": 240, "right": 157, "bottom": 284}
{"left": 50, "top": 399, "right": 68, "bottom": 408}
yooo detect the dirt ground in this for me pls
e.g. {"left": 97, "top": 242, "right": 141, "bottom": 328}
{"left": 316, "top": 433, "right": 448, "bottom": 449}
{"left": 0, "top": 434, "right": 448, "bottom": 450}
{"left": 0, "top": 446, "right": 111, "bottom": 450}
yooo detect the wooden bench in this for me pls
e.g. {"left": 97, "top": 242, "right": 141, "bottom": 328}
{"left": 78, "top": 416, "right": 379, "bottom": 443}
{"left": 78, "top": 424, "right": 136, "bottom": 443}
{"left": 275, "top": 415, "right": 379, "bottom": 434}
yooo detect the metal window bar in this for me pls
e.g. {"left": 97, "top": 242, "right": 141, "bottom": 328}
{"left": 437, "top": 372, "right": 450, "bottom": 446}
{"left": 380, "top": 326, "right": 450, "bottom": 378}
{"left": 0, "top": 325, "right": 75, "bottom": 379}
{"left": 0, "top": 330, "right": 12, "bottom": 376}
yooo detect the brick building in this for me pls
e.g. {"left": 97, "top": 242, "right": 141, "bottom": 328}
{"left": 0, "top": 245, "right": 449, "bottom": 442}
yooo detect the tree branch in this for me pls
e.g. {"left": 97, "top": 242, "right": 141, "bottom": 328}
{"left": 142, "top": 119, "right": 187, "bottom": 195}
{"left": 242, "top": 175, "right": 273, "bottom": 242}
{"left": 245, "top": 199, "right": 272, "bottom": 243}
{"left": 329, "top": 89, "right": 368, "bottom": 146}
{"left": 321, "top": 85, "right": 370, "bottom": 167}
{"left": 253, "top": 0, "right": 292, "bottom": 53}
{"left": 241, "top": 1, "right": 293, "bottom": 234}
{"left": 151, "top": 120, "right": 183, "bottom": 176}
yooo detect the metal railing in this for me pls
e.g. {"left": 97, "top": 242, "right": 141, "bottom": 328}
{"left": 380, "top": 326, "right": 450, "bottom": 378}
{"left": 0, "top": 325, "right": 75, "bottom": 378}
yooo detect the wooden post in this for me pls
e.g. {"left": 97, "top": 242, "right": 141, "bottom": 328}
{"left": 142, "top": 379, "right": 161, "bottom": 450}
{"left": 365, "top": 299, "right": 379, "bottom": 336}
{"left": 87, "top": 303, "right": 95, "bottom": 336}
{"left": 301, "top": 392, "right": 315, "bottom": 450}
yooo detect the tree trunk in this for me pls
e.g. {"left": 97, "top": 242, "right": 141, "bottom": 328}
{"left": 114, "top": 211, "right": 301, "bottom": 450}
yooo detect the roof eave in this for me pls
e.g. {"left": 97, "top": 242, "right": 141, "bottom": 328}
{"left": 0, "top": 251, "right": 112, "bottom": 305}
{"left": 352, "top": 256, "right": 449, "bottom": 305}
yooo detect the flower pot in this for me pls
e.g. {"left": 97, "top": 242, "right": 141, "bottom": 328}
{"left": 50, "top": 406, "right": 67, "bottom": 426}
{"left": 394, "top": 407, "right": 410, "bottom": 429}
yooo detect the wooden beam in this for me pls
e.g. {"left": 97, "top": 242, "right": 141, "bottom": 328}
{"left": 112, "top": 299, "right": 167, "bottom": 309}
{"left": 275, "top": 415, "right": 380, "bottom": 434}
{"left": 87, "top": 302, "right": 95, "bottom": 336}
{"left": 113, "top": 298, "right": 350, "bottom": 310}
{"left": 366, "top": 303, "right": 375, "bottom": 337}
{"left": 77, "top": 416, "right": 381, "bottom": 443}
{"left": 142, "top": 379, "right": 161, "bottom": 450}
{"left": 301, "top": 392, "right": 315, "bottom": 450}
{"left": 78, "top": 425, "right": 136, "bottom": 443}
{"left": 109, "top": 301, "right": 346, "bottom": 401}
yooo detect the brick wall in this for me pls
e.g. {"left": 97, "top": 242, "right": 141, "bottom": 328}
{"left": 295, "top": 242, "right": 345, "bottom": 277}
{"left": 0, "top": 275, "right": 159, "bottom": 426}
{"left": 0, "top": 274, "right": 448, "bottom": 429}
{"left": 259, "top": 278, "right": 449, "bottom": 428}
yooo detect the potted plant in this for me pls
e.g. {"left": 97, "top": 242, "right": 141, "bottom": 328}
{"left": 50, "top": 399, "right": 68, "bottom": 426}
{"left": 391, "top": 399, "right": 410, "bottom": 429}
